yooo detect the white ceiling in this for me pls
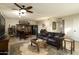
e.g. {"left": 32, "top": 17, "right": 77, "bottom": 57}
{"left": 0, "top": 3, "right": 79, "bottom": 21}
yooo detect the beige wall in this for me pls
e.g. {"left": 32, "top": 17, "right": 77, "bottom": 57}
{"left": 62, "top": 14, "right": 79, "bottom": 41}
{"left": 37, "top": 17, "right": 60, "bottom": 33}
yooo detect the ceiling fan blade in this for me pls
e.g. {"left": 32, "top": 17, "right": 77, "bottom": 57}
{"left": 14, "top": 3, "right": 22, "bottom": 9}
{"left": 26, "top": 10, "right": 33, "bottom": 13}
{"left": 25, "top": 6, "right": 32, "bottom": 9}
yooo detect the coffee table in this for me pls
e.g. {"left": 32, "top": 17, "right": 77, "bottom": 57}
{"left": 31, "top": 39, "right": 47, "bottom": 52}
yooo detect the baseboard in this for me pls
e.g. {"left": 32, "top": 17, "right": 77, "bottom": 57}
{"left": 0, "top": 52, "right": 8, "bottom": 55}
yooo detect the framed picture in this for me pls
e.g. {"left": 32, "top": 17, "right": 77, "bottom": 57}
{"left": 42, "top": 24, "right": 45, "bottom": 27}
{"left": 52, "top": 22, "right": 56, "bottom": 30}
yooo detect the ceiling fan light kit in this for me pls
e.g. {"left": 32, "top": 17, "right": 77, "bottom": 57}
{"left": 19, "top": 11, "right": 26, "bottom": 16}
{"left": 19, "top": 9, "right": 26, "bottom": 14}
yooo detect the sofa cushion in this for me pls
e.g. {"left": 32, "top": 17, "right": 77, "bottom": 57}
{"left": 41, "top": 33, "right": 47, "bottom": 36}
{"left": 43, "top": 37, "right": 48, "bottom": 40}
{"left": 48, "top": 38, "right": 56, "bottom": 42}
{"left": 48, "top": 32, "right": 54, "bottom": 38}
{"left": 59, "top": 33, "right": 65, "bottom": 37}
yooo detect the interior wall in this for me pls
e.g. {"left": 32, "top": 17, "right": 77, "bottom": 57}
{"left": 62, "top": 14, "right": 79, "bottom": 41}
{"left": 37, "top": 17, "right": 60, "bottom": 33}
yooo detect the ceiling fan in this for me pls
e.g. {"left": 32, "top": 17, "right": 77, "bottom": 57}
{"left": 14, "top": 3, "right": 33, "bottom": 13}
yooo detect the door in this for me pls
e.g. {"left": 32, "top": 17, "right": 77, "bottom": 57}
{"left": 32, "top": 25, "right": 38, "bottom": 35}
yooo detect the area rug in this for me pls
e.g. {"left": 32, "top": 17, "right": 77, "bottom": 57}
{"left": 9, "top": 41, "right": 71, "bottom": 55}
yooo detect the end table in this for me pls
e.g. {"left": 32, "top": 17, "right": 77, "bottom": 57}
{"left": 63, "top": 38, "right": 75, "bottom": 54}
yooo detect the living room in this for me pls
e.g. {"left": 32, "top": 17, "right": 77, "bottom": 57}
{"left": 0, "top": 3, "right": 79, "bottom": 55}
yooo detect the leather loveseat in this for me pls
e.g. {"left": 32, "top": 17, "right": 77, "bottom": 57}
{"left": 38, "top": 29, "right": 65, "bottom": 50}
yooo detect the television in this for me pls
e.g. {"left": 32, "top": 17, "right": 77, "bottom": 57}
{"left": 0, "top": 13, "right": 5, "bottom": 40}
